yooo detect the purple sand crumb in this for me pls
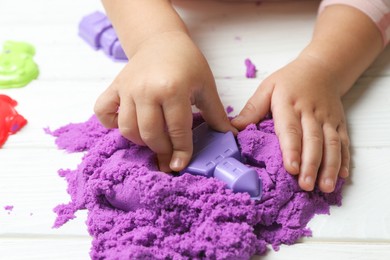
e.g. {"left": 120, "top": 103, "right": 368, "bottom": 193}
{"left": 226, "top": 106, "right": 234, "bottom": 114}
{"left": 4, "top": 205, "right": 14, "bottom": 211}
{"left": 244, "top": 58, "right": 257, "bottom": 78}
{"left": 49, "top": 114, "right": 344, "bottom": 259}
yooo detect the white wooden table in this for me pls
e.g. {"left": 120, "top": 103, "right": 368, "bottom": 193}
{"left": 1, "top": 0, "right": 389, "bottom": 259}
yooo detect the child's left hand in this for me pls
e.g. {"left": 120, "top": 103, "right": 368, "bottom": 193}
{"left": 232, "top": 54, "right": 350, "bottom": 193}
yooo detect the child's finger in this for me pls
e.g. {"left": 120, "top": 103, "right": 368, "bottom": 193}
{"left": 299, "top": 115, "right": 323, "bottom": 191}
{"left": 338, "top": 123, "right": 350, "bottom": 178}
{"left": 117, "top": 98, "right": 144, "bottom": 146}
{"left": 272, "top": 106, "right": 302, "bottom": 175}
{"left": 197, "top": 85, "right": 237, "bottom": 134}
{"left": 136, "top": 102, "right": 173, "bottom": 172}
{"left": 163, "top": 98, "right": 194, "bottom": 172}
{"left": 318, "top": 124, "right": 341, "bottom": 193}
{"left": 231, "top": 84, "right": 272, "bottom": 130}
{"left": 94, "top": 87, "right": 120, "bottom": 129}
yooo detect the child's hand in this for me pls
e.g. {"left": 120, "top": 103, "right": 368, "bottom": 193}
{"left": 232, "top": 54, "right": 350, "bottom": 193}
{"left": 94, "top": 31, "right": 235, "bottom": 172}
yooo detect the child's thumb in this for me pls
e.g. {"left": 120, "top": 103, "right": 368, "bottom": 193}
{"left": 197, "top": 87, "right": 237, "bottom": 135}
{"left": 231, "top": 84, "right": 273, "bottom": 130}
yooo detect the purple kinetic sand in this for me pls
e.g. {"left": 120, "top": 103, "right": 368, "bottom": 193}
{"left": 226, "top": 105, "right": 234, "bottom": 114}
{"left": 50, "top": 114, "right": 344, "bottom": 259}
{"left": 245, "top": 58, "right": 257, "bottom": 78}
{"left": 4, "top": 205, "right": 13, "bottom": 211}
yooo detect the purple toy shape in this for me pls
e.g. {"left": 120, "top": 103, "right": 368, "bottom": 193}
{"left": 180, "top": 123, "right": 241, "bottom": 178}
{"left": 78, "top": 11, "right": 112, "bottom": 49}
{"left": 181, "top": 122, "right": 262, "bottom": 199}
{"left": 214, "top": 157, "right": 262, "bottom": 199}
{"left": 100, "top": 27, "right": 118, "bottom": 56}
{"left": 79, "top": 11, "right": 127, "bottom": 60}
{"left": 112, "top": 41, "right": 127, "bottom": 60}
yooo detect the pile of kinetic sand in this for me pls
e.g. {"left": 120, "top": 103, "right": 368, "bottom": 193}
{"left": 48, "top": 114, "right": 344, "bottom": 259}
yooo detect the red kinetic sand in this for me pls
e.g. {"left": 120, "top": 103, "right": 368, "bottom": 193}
{"left": 0, "top": 94, "right": 27, "bottom": 147}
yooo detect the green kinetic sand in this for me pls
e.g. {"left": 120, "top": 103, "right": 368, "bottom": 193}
{"left": 0, "top": 41, "right": 39, "bottom": 89}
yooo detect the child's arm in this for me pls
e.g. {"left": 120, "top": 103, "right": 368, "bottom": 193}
{"left": 95, "top": 0, "right": 236, "bottom": 172}
{"left": 232, "top": 4, "right": 385, "bottom": 193}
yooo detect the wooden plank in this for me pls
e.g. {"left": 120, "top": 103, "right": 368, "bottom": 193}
{"left": 0, "top": 148, "right": 88, "bottom": 235}
{"left": 259, "top": 241, "right": 390, "bottom": 260}
{"left": 0, "top": 236, "right": 91, "bottom": 260}
{"left": 0, "top": 238, "right": 389, "bottom": 260}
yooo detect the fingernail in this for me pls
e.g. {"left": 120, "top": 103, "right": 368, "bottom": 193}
{"left": 324, "top": 178, "right": 334, "bottom": 189}
{"left": 232, "top": 115, "right": 243, "bottom": 123}
{"left": 304, "top": 176, "right": 313, "bottom": 186}
{"left": 340, "top": 167, "right": 349, "bottom": 178}
{"left": 291, "top": 161, "right": 299, "bottom": 171}
{"left": 170, "top": 157, "right": 183, "bottom": 171}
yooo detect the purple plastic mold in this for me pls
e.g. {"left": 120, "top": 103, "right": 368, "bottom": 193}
{"left": 112, "top": 41, "right": 127, "bottom": 60}
{"left": 181, "top": 122, "right": 262, "bottom": 199}
{"left": 214, "top": 157, "right": 261, "bottom": 199}
{"left": 180, "top": 123, "right": 240, "bottom": 178}
{"left": 79, "top": 11, "right": 127, "bottom": 61}
{"left": 100, "top": 27, "right": 117, "bottom": 56}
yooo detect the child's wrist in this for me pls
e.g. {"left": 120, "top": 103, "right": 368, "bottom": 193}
{"left": 299, "top": 44, "right": 354, "bottom": 96}
{"left": 125, "top": 30, "right": 191, "bottom": 57}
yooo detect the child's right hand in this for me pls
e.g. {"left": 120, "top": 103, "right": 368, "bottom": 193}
{"left": 232, "top": 54, "right": 350, "bottom": 193}
{"left": 94, "top": 31, "right": 236, "bottom": 172}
